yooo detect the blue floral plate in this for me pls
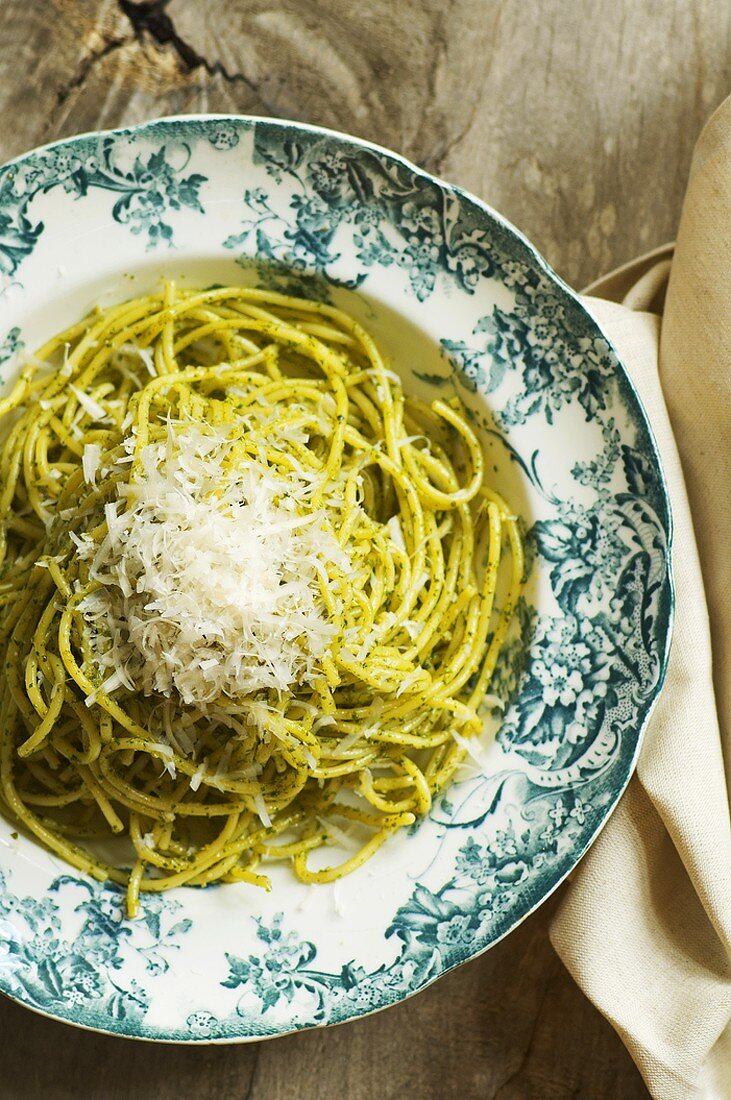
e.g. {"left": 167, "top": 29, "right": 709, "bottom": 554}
{"left": 0, "top": 116, "right": 672, "bottom": 1040}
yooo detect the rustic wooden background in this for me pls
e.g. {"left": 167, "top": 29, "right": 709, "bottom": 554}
{"left": 1, "top": 1, "right": 729, "bottom": 1096}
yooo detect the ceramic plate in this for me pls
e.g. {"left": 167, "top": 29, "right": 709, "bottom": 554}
{"left": 0, "top": 116, "right": 672, "bottom": 1040}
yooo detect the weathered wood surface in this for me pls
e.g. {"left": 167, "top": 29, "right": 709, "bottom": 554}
{"left": 2, "top": 0, "right": 730, "bottom": 287}
{"left": 0, "top": 1, "right": 726, "bottom": 1095}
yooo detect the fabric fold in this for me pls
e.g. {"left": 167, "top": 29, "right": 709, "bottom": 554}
{"left": 549, "top": 96, "right": 731, "bottom": 1100}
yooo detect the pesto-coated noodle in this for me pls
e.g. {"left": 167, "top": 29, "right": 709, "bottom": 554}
{"left": 0, "top": 283, "right": 523, "bottom": 917}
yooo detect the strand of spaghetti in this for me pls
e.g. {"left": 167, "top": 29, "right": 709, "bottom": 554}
{"left": 293, "top": 814, "right": 415, "bottom": 884}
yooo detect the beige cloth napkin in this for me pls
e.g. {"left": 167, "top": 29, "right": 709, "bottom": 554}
{"left": 550, "top": 98, "right": 731, "bottom": 1100}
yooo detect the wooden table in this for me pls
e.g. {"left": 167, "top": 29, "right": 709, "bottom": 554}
{"left": 0, "top": 2, "right": 726, "bottom": 1096}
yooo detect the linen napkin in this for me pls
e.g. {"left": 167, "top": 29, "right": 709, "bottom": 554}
{"left": 550, "top": 97, "right": 731, "bottom": 1100}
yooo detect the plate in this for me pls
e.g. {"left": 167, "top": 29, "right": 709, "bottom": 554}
{"left": 0, "top": 116, "right": 672, "bottom": 1040}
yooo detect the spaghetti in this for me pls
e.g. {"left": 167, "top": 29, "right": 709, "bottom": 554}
{"left": 0, "top": 284, "right": 523, "bottom": 917}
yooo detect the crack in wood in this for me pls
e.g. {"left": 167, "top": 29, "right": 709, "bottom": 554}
{"left": 424, "top": 97, "right": 481, "bottom": 177}
{"left": 118, "top": 0, "right": 201, "bottom": 70}
{"left": 117, "top": 0, "right": 261, "bottom": 93}
{"left": 54, "top": 32, "right": 130, "bottom": 117}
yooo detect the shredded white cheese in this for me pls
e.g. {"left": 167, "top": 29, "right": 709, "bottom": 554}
{"left": 253, "top": 791, "right": 272, "bottom": 828}
{"left": 189, "top": 763, "right": 206, "bottom": 792}
{"left": 70, "top": 384, "right": 107, "bottom": 422}
{"left": 79, "top": 421, "right": 348, "bottom": 708}
{"left": 395, "top": 668, "right": 428, "bottom": 698}
{"left": 386, "top": 515, "right": 406, "bottom": 552}
{"left": 148, "top": 740, "right": 176, "bottom": 778}
{"left": 450, "top": 729, "right": 494, "bottom": 772}
{"left": 481, "top": 693, "right": 505, "bottom": 713}
{"left": 82, "top": 443, "right": 102, "bottom": 486}
{"left": 319, "top": 817, "right": 360, "bottom": 853}
{"left": 330, "top": 731, "right": 365, "bottom": 757}
{"left": 117, "top": 342, "right": 156, "bottom": 377}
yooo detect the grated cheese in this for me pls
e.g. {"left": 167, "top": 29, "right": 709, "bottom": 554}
{"left": 80, "top": 421, "right": 348, "bottom": 708}
{"left": 70, "top": 384, "right": 107, "bottom": 422}
{"left": 482, "top": 693, "right": 505, "bottom": 712}
{"left": 148, "top": 740, "right": 176, "bottom": 778}
{"left": 117, "top": 342, "right": 156, "bottom": 377}
{"left": 318, "top": 816, "right": 360, "bottom": 853}
{"left": 189, "top": 763, "right": 206, "bottom": 792}
{"left": 386, "top": 515, "right": 406, "bottom": 552}
{"left": 330, "top": 731, "right": 366, "bottom": 758}
{"left": 82, "top": 443, "right": 102, "bottom": 486}
{"left": 395, "top": 668, "right": 427, "bottom": 698}
{"left": 253, "top": 791, "right": 272, "bottom": 828}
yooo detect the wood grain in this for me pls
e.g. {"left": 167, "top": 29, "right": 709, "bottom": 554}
{"left": 0, "top": 1, "right": 728, "bottom": 286}
{"left": 0, "top": 1, "right": 721, "bottom": 1095}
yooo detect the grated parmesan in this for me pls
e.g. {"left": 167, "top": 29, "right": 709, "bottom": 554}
{"left": 450, "top": 729, "right": 493, "bottom": 772}
{"left": 318, "top": 816, "right": 360, "bottom": 853}
{"left": 386, "top": 515, "right": 406, "bottom": 552}
{"left": 189, "top": 763, "right": 206, "bottom": 792}
{"left": 70, "top": 385, "right": 107, "bottom": 422}
{"left": 253, "top": 791, "right": 272, "bottom": 828}
{"left": 79, "top": 421, "right": 348, "bottom": 708}
{"left": 117, "top": 342, "right": 156, "bottom": 377}
{"left": 147, "top": 741, "right": 176, "bottom": 779}
{"left": 82, "top": 443, "right": 102, "bottom": 486}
